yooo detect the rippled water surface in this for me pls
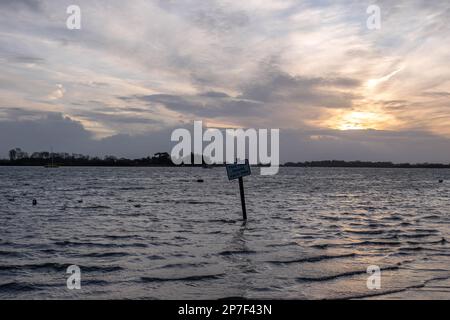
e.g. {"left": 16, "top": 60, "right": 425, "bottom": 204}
{"left": 0, "top": 167, "right": 449, "bottom": 299}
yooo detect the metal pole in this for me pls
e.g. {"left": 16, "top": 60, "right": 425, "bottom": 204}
{"left": 238, "top": 177, "right": 247, "bottom": 220}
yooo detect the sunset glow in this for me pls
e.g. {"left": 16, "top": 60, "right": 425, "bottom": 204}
{"left": 1, "top": 1, "right": 450, "bottom": 162}
{"left": 334, "top": 112, "right": 393, "bottom": 131}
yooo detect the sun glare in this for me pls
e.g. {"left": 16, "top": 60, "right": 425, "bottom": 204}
{"left": 334, "top": 111, "right": 391, "bottom": 131}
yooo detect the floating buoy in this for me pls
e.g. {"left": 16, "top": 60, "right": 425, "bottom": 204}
{"left": 134, "top": 204, "right": 142, "bottom": 208}
{"left": 77, "top": 199, "right": 83, "bottom": 203}
{"left": 197, "top": 179, "right": 204, "bottom": 183}
{"left": 32, "top": 199, "right": 37, "bottom": 206}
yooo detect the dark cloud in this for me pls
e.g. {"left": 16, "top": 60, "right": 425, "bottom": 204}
{"left": 74, "top": 110, "right": 160, "bottom": 125}
{"left": 0, "top": 107, "right": 44, "bottom": 119}
{"left": 199, "top": 91, "right": 230, "bottom": 98}
{"left": 122, "top": 69, "right": 360, "bottom": 122}
{"left": 8, "top": 55, "right": 45, "bottom": 64}
{"left": 0, "top": 111, "right": 172, "bottom": 159}
{"left": 240, "top": 70, "right": 359, "bottom": 108}
{"left": 135, "top": 93, "right": 263, "bottom": 118}
{"left": 0, "top": 112, "right": 92, "bottom": 156}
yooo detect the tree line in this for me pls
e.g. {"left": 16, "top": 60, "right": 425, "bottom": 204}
{"left": 284, "top": 160, "right": 450, "bottom": 169}
{"left": 1, "top": 148, "right": 216, "bottom": 167}
{"left": 2, "top": 148, "right": 176, "bottom": 166}
{"left": 2, "top": 148, "right": 450, "bottom": 168}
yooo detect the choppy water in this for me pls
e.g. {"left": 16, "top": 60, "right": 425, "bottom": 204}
{"left": 0, "top": 166, "right": 449, "bottom": 299}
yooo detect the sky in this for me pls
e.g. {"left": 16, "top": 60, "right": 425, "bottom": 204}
{"left": 0, "top": 0, "right": 449, "bottom": 162}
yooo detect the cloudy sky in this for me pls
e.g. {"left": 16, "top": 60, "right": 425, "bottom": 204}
{"left": 1, "top": 0, "right": 449, "bottom": 162}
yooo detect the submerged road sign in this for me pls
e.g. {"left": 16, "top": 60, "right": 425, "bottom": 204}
{"left": 226, "top": 160, "right": 251, "bottom": 221}
{"left": 226, "top": 160, "right": 251, "bottom": 181}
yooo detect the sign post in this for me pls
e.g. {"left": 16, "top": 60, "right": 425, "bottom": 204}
{"left": 226, "top": 160, "right": 251, "bottom": 221}
{"left": 238, "top": 177, "right": 247, "bottom": 220}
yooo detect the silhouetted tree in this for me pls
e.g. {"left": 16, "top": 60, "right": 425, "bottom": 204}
{"left": 151, "top": 152, "right": 171, "bottom": 164}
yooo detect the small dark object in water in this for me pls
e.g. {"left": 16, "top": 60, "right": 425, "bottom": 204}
{"left": 77, "top": 200, "right": 83, "bottom": 203}
{"left": 32, "top": 199, "right": 37, "bottom": 206}
{"left": 134, "top": 204, "right": 142, "bottom": 208}
{"left": 439, "top": 179, "right": 444, "bottom": 183}
{"left": 441, "top": 237, "right": 447, "bottom": 244}
{"left": 197, "top": 179, "right": 204, "bottom": 183}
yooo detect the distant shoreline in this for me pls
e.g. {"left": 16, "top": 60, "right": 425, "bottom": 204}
{"left": 1, "top": 163, "right": 450, "bottom": 169}
{"left": 283, "top": 160, "right": 450, "bottom": 169}
{"left": 3, "top": 148, "right": 450, "bottom": 169}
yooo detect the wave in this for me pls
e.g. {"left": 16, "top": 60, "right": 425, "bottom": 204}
{"left": 422, "top": 215, "right": 441, "bottom": 220}
{"left": 397, "top": 246, "right": 447, "bottom": 252}
{"left": 310, "top": 243, "right": 329, "bottom": 249}
{"left": 82, "top": 251, "right": 130, "bottom": 258}
{"left": 406, "top": 238, "right": 447, "bottom": 245}
{"left": 296, "top": 265, "right": 400, "bottom": 283}
{"left": 153, "top": 199, "right": 222, "bottom": 205}
{"left": 80, "top": 279, "right": 110, "bottom": 286}
{"left": 219, "top": 250, "right": 257, "bottom": 256}
{"left": 267, "top": 242, "right": 299, "bottom": 248}
{"left": 141, "top": 273, "right": 224, "bottom": 282}
{"left": 0, "top": 263, "right": 122, "bottom": 273}
{"left": 268, "top": 253, "right": 356, "bottom": 265}
{"left": 102, "top": 234, "right": 141, "bottom": 240}
{"left": 354, "top": 240, "right": 402, "bottom": 246}
{"left": 54, "top": 240, "right": 147, "bottom": 248}
{"left": 118, "top": 187, "right": 147, "bottom": 190}
{"left": 0, "top": 262, "right": 67, "bottom": 272}
{"left": 78, "top": 265, "right": 123, "bottom": 272}
{"left": 82, "top": 205, "right": 112, "bottom": 209}
{"left": 340, "top": 275, "right": 450, "bottom": 300}
{"left": 0, "top": 250, "right": 22, "bottom": 257}
{"left": 155, "top": 262, "right": 209, "bottom": 269}
{"left": 148, "top": 255, "right": 165, "bottom": 260}
{"left": 208, "top": 219, "right": 237, "bottom": 224}
{"left": 401, "top": 233, "right": 436, "bottom": 239}
{"left": 344, "top": 229, "right": 384, "bottom": 235}
{"left": 0, "top": 282, "right": 40, "bottom": 293}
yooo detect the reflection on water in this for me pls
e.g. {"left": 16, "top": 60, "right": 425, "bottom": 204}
{"left": 0, "top": 167, "right": 449, "bottom": 299}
